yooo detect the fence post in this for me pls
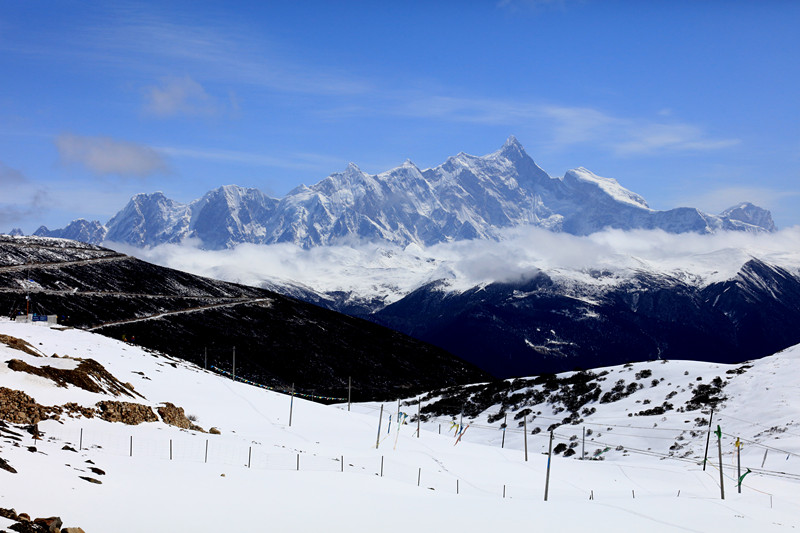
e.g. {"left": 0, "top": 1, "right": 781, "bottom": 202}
{"left": 296, "top": 453, "right": 300, "bottom": 471}
{"left": 380, "top": 455, "right": 384, "bottom": 477}
{"left": 457, "top": 479, "right": 459, "bottom": 495}
{"left": 248, "top": 447, "right": 252, "bottom": 469}
{"left": 417, "top": 467, "right": 421, "bottom": 487}
{"left": 544, "top": 430, "right": 553, "bottom": 501}
{"left": 170, "top": 439, "right": 173, "bottom": 460}
{"left": 205, "top": 439, "right": 208, "bottom": 464}
{"left": 79, "top": 428, "right": 83, "bottom": 451}
{"left": 130, "top": 435, "right": 133, "bottom": 457}
{"left": 375, "top": 405, "right": 383, "bottom": 449}
{"left": 503, "top": 484, "right": 506, "bottom": 498}
{"left": 341, "top": 456, "right": 344, "bottom": 473}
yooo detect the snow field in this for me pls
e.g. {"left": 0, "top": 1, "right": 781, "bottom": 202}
{"left": 2, "top": 320, "right": 800, "bottom": 531}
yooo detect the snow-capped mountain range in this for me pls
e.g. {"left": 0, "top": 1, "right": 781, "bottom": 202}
{"left": 31, "top": 137, "right": 774, "bottom": 249}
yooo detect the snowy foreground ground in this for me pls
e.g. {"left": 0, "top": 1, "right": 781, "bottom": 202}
{"left": 1, "top": 319, "right": 799, "bottom": 532}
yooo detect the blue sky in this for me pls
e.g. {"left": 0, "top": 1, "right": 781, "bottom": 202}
{"left": 1, "top": 0, "right": 798, "bottom": 233}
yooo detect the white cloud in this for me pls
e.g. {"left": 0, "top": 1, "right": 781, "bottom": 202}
{"left": 115, "top": 227, "right": 800, "bottom": 305}
{"left": 56, "top": 133, "right": 170, "bottom": 178}
{"left": 144, "top": 75, "right": 221, "bottom": 117}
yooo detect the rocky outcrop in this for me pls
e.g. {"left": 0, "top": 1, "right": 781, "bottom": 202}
{"left": 0, "top": 335, "right": 43, "bottom": 357}
{"left": 0, "top": 387, "right": 49, "bottom": 425}
{"left": 0, "top": 455, "right": 17, "bottom": 473}
{"left": 0, "top": 510, "right": 71, "bottom": 533}
{"left": 32, "top": 517, "right": 62, "bottom": 533}
{"left": 7, "top": 357, "right": 141, "bottom": 398}
{"left": 96, "top": 401, "right": 157, "bottom": 424}
{"left": 157, "top": 402, "right": 204, "bottom": 432}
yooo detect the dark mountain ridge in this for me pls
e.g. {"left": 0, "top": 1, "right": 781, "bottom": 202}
{"left": 0, "top": 235, "right": 489, "bottom": 399}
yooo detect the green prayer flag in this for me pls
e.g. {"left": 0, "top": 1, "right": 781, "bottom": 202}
{"left": 738, "top": 468, "right": 752, "bottom": 485}
{"left": 714, "top": 425, "right": 722, "bottom": 439}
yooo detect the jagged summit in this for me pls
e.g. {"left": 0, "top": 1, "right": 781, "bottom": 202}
{"left": 32, "top": 138, "right": 776, "bottom": 249}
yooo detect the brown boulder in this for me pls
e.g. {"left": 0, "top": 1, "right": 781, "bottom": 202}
{"left": 156, "top": 403, "right": 204, "bottom": 432}
{"left": 33, "top": 516, "right": 62, "bottom": 532}
{"left": 96, "top": 401, "right": 157, "bottom": 425}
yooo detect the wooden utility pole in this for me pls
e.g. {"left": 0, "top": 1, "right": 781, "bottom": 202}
{"left": 736, "top": 438, "right": 742, "bottom": 494}
{"left": 703, "top": 409, "right": 714, "bottom": 471}
{"left": 375, "top": 405, "right": 384, "bottom": 449}
{"left": 416, "top": 397, "right": 421, "bottom": 438}
{"left": 523, "top": 416, "right": 528, "bottom": 462}
{"left": 288, "top": 383, "right": 295, "bottom": 427}
{"left": 582, "top": 426, "right": 586, "bottom": 460}
{"left": 544, "top": 430, "right": 553, "bottom": 501}
{"left": 716, "top": 425, "right": 725, "bottom": 500}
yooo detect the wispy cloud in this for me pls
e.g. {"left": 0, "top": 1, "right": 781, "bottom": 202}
{"left": 0, "top": 162, "right": 50, "bottom": 228}
{"left": 90, "top": 12, "right": 371, "bottom": 97}
{"left": 396, "top": 96, "right": 739, "bottom": 156}
{"left": 56, "top": 133, "right": 170, "bottom": 178}
{"left": 143, "top": 75, "right": 224, "bottom": 117}
{"left": 156, "top": 145, "right": 347, "bottom": 174}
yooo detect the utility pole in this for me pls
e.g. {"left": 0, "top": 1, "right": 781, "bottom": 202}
{"left": 736, "top": 438, "right": 742, "bottom": 494}
{"left": 375, "top": 405, "right": 384, "bottom": 449}
{"left": 715, "top": 425, "right": 725, "bottom": 500}
{"left": 523, "top": 415, "right": 528, "bottom": 462}
{"left": 544, "top": 430, "right": 554, "bottom": 501}
{"left": 703, "top": 409, "right": 714, "bottom": 470}
{"left": 416, "top": 397, "right": 421, "bottom": 438}
{"left": 289, "top": 383, "right": 295, "bottom": 427}
{"left": 582, "top": 426, "right": 586, "bottom": 460}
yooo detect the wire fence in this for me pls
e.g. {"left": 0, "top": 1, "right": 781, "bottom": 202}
{"left": 30, "top": 412, "right": 799, "bottom": 509}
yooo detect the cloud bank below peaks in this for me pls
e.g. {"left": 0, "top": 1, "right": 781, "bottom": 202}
{"left": 114, "top": 226, "right": 800, "bottom": 302}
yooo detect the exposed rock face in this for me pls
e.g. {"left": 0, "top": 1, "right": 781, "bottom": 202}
{"left": 7, "top": 358, "right": 140, "bottom": 398}
{"left": 0, "top": 335, "right": 43, "bottom": 357}
{"left": 0, "top": 387, "right": 49, "bottom": 425}
{"left": 96, "top": 401, "right": 157, "bottom": 424}
{"left": 0, "top": 455, "right": 17, "bottom": 473}
{"left": 157, "top": 402, "right": 204, "bottom": 432}
{"left": 61, "top": 403, "right": 95, "bottom": 419}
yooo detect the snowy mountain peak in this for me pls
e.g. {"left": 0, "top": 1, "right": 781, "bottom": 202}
{"left": 721, "top": 202, "right": 776, "bottom": 232}
{"left": 564, "top": 167, "right": 650, "bottom": 210}
{"left": 35, "top": 137, "right": 776, "bottom": 248}
{"left": 493, "top": 135, "right": 528, "bottom": 161}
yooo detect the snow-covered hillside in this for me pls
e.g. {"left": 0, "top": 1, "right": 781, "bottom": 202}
{"left": 2, "top": 320, "right": 799, "bottom": 531}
